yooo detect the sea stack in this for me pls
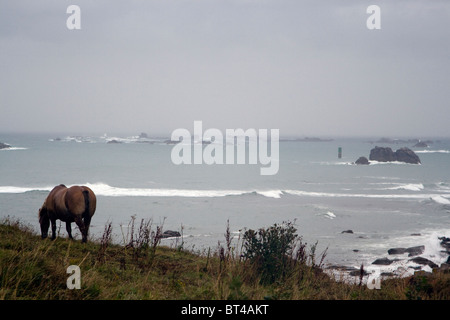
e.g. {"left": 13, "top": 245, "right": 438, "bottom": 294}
{"left": 369, "top": 146, "right": 421, "bottom": 164}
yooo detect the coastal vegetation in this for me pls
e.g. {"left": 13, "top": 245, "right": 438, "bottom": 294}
{"left": 1, "top": 217, "right": 449, "bottom": 300}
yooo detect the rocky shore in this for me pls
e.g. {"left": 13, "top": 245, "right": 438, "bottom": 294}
{"left": 327, "top": 235, "right": 450, "bottom": 282}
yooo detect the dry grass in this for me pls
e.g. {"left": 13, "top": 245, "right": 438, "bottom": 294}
{"left": 1, "top": 217, "right": 449, "bottom": 300}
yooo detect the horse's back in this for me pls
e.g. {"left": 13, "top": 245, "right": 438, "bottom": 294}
{"left": 46, "top": 184, "right": 68, "bottom": 213}
{"left": 66, "top": 186, "right": 96, "bottom": 217}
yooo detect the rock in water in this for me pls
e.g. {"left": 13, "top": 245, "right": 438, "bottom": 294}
{"left": 395, "top": 147, "right": 421, "bottom": 164}
{"left": 0, "top": 142, "right": 11, "bottom": 149}
{"left": 161, "top": 230, "right": 181, "bottom": 238}
{"left": 388, "top": 248, "right": 406, "bottom": 255}
{"left": 388, "top": 245, "right": 424, "bottom": 256}
{"left": 405, "top": 245, "right": 425, "bottom": 257}
{"left": 355, "top": 156, "right": 370, "bottom": 165}
{"left": 372, "top": 258, "right": 394, "bottom": 265}
{"left": 413, "top": 141, "right": 428, "bottom": 148}
{"left": 369, "top": 146, "right": 396, "bottom": 162}
{"left": 107, "top": 139, "right": 122, "bottom": 144}
{"left": 369, "top": 146, "right": 421, "bottom": 164}
{"left": 408, "top": 257, "right": 438, "bottom": 269}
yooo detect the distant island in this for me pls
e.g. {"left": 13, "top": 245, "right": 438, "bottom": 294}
{"left": 280, "top": 137, "right": 333, "bottom": 142}
{"left": 368, "top": 137, "right": 434, "bottom": 145}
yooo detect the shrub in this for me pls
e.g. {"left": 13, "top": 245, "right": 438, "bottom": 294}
{"left": 242, "top": 221, "right": 301, "bottom": 284}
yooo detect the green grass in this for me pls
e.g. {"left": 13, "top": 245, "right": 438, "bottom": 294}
{"left": 1, "top": 217, "right": 449, "bottom": 300}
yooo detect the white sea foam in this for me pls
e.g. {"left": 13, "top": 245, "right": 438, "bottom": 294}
{"left": 256, "top": 190, "right": 283, "bottom": 199}
{"left": 313, "top": 161, "right": 353, "bottom": 166}
{"left": 84, "top": 183, "right": 248, "bottom": 198}
{"left": 316, "top": 160, "right": 422, "bottom": 166}
{"left": 324, "top": 211, "right": 336, "bottom": 219}
{"left": 430, "top": 196, "right": 450, "bottom": 205}
{"left": 0, "top": 183, "right": 283, "bottom": 199}
{"left": 0, "top": 186, "right": 53, "bottom": 193}
{"left": 367, "top": 160, "right": 420, "bottom": 165}
{"left": 1, "top": 183, "right": 449, "bottom": 203}
{"left": 415, "top": 150, "right": 450, "bottom": 154}
{"left": 369, "top": 182, "right": 425, "bottom": 191}
{"left": 284, "top": 189, "right": 449, "bottom": 201}
{"left": 0, "top": 147, "right": 28, "bottom": 151}
{"left": 386, "top": 183, "right": 424, "bottom": 191}
{"left": 435, "top": 183, "right": 450, "bottom": 193}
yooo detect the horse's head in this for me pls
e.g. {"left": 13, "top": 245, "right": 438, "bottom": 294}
{"left": 38, "top": 205, "right": 49, "bottom": 239}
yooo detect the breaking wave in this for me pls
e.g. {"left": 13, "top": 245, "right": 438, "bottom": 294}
{"left": 0, "top": 183, "right": 283, "bottom": 199}
{"left": 385, "top": 183, "right": 424, "bottom": 191}
{"left": 415, "top": 150, "right": 450, "bottom": 154}
{"left": 0, "top": 147, "right": 28, "bottom": 151}
{"left": 0, "top": 183, "right": 449, "bottom": 203}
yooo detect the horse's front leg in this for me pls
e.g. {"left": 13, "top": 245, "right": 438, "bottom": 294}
{"left": 51, "top": 218, "right": 57, "bottom": 240}
{"left": 66, "top": 222, "right": 73, "bottom": 240}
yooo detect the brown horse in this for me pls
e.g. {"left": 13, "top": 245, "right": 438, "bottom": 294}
{"left": 38, "top": 184, "right": 96, "bottom": 243}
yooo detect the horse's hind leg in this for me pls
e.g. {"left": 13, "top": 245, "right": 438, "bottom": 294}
{"left": 83, "top": 214, "right": 92, "bottom": 243}
{"left": 66, "top": 222, "right": 73, "bottom": 240}
{"left": 74, "top": 216, "right": 87, "bottom": 243}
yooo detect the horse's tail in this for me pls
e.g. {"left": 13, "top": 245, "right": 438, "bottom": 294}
{"left": 82, "top": 190, "right": 90, "bottom": 219}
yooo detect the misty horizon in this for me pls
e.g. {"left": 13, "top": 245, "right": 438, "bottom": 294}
{"left": 1, "top": 1, "right": 449, "bottom": 137}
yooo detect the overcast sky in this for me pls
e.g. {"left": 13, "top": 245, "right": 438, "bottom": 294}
{"left": 1, "top": 0, "right": 449, "bottom": 137}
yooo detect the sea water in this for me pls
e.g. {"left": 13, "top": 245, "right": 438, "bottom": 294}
{"left": 1, "top": 133, "right": 449, "bottom": 277}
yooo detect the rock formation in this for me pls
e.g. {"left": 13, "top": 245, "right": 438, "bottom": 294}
{"left": 369, "top": 146, "right": 397, "bottom": 162}
{"left": 355, "top": 156, "right": 370, "bottom": 165}
{"left": 0, "top": 142, "right": 11, "bottom": 149}
{"left": 369, "top": 146, "right": 421, "bottom": 164}
{"left": 395, "top": 148, "right": 421, "bottom": 164}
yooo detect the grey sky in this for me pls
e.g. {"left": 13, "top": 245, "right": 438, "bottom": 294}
{"left": 1, "top": 0, "right": 449, "bottom": 137}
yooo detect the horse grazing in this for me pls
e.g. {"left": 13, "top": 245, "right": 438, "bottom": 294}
{"left": 38, "top": 184, "right": 96, "bottom": 243}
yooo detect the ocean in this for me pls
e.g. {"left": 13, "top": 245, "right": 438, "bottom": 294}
{"left": 1, "top": 132, "right": 450, "bottom": 279}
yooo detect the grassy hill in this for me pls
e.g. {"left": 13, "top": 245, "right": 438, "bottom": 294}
{"left": 1, "top": 217, "right": 449, "bottom": 300}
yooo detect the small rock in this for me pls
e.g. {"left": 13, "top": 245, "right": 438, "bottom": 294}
{"left": 107, "top": 139, "right": 122, "bottom": 144}
{"left": 408, "top": 257, "right": 438, "bottom": 269}
{"left": 341, "top": 230, "right": 353, "bottom": 234}
{"left": 355, "top": 156, "right": 370, "bottom": 165}
{"left": 164, "top": 139, "right": 179, "bottom": 145}
{"left": 405, "top": 245, "right": 425, "bottom": 257}
{"left": 413, "top": 141, "right": 428, "bottom": 148}
{"left": 372, "top": 258, "right": 394, "bottom": 265}
{"left": 388, "top": 248, "right": 406, "bottom": 255}
{"left": 0, "top": 142, "right": 11, "bottom": 149}
{"left": 439, "top": 238, "right": 450, "bottom": 250}
{"left": 327, "top": 265, "right": 359, "bottom": 272}
{"left": 349, "top": 269, "right": 369, "bottom": 277}
{"left": 161, "top": 230, "right": 181, "bottom": 238}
